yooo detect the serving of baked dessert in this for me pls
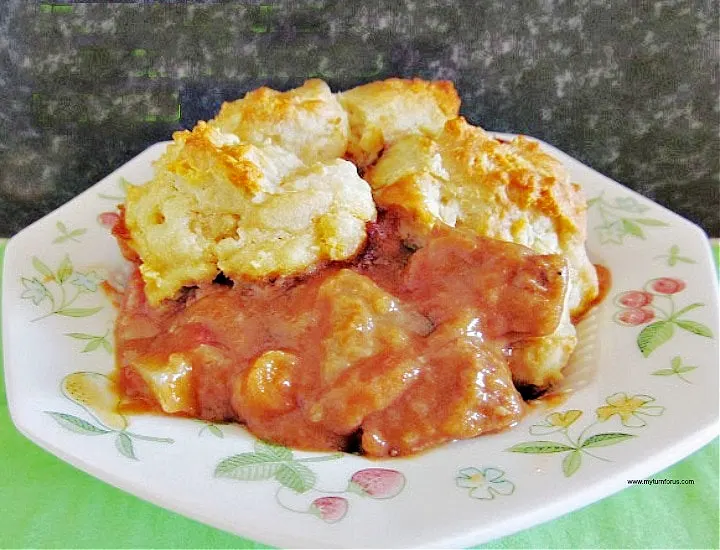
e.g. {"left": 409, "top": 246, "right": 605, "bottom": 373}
{"left": 110, "top": 78, "right": 599, "bottom": 457}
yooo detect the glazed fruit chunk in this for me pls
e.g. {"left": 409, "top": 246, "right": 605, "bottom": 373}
{"left": 305, "top": 352, "right": 423, "bottom": 435}
{"left": 231, "top": 350, "right": 299, "bottom": 419}
{"left": 315, "top": 269, "right": 431, "bottom": 383}
{"left": 403, "top": 229, "right": 568, "bottom": 338}
{"left": 361, "top": 335, "right": 524, "bottom": 457}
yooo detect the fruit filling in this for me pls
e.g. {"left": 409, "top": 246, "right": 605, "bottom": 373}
{"left": 114, "top": 212, "right": 569, "bottom": 457}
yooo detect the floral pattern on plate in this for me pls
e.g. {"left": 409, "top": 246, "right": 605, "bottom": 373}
{"left": 46, "top": 372, "right": 174, "bottom": 460}
{"left": 651, "top": 356, "right": 698, "bottom": 383}
{"left": 612, "top": 277, "right": 713, "bottom": 357}
{"left": 20, "top": 255, "right": 105, "bottom": 322}
{"left": 587, "top": 192, "right": 668, "bottom": 244}
{"left": 215, "top": 441, "right": 405, "bottom": 523}
{"left": 53, "top": 221, "right": 88, "bottom": 244}
{"left": 507, "top": 393, "right": 664, "bottom": 477}
{"left": 654, "top": 245, "right": 696, "bottom": 267}
{"left": 456, "top": 467, "right": 515, "bottom": 500}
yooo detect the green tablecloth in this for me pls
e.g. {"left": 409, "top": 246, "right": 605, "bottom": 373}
{"left": 1, "top": 239, "right": 718, "bottom": 549}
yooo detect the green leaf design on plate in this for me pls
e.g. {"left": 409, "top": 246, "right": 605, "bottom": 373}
{"left": 674, "top": 320, "right": 713, "bottom": 338}
{"left": 672, "top": 303, "right": 704, "bottom": 318}
{"left": 32, "top": 257, "right": 54, "bottom": 280}
{"left": 65, "top": 332, "right": 97, "bottom": 340}
{"left": 589, "top": 195, "right": 668, "bottom": 245}
{"left": 45, "top": 412, "right": 109, "bottom": 435}
{"left": 621, "top": 219, "right": 645, "bottom": 239}
{"left": 99, "top": 177, "right": 133, "bottom": 201}
{"left": 214, "top": 453, "right": 284, "bottom": 481}
{"left": 54, "top": 228, "right": 88, "bottom": 244}
{"left": 56, "top": 255, "right": 73, "bottom": 284}
{"left": 653, "top": 366, "right": 697, "bottom": 376}
{"left": 612, "top": 197, "right": 649, "bottom": 213}
{"left": 274, "top": 462, "right": 316, "bottom": 493}
{"left": 254, "top": 440, "right": 293, "bottom": 461}
{"left": 56, "top": 307, "right": 103, "bottom": 317}
{"left": 652, "top": 369, "right": 675, "bottom": 376}
{"left": 655, "top": 244, "right": 696, "bottom": 266}
{"left": 83, "top": 339, "right": 103, "bottom": 352}
{"left": 676, "top": 366, "right": 696, "bottom": 373}
{"left": 208, "top": 424, "right": 224, "bottom": 438}
{"left": 562, "top": 450, "right": 582, "bottom": 477}
{"left": 637, "top": 321, "right": 674, "bottom": 357}
{"left": 127, "top": 433, "right": 174, "bottom": 443}
{"left": 115, "top": 432, "right": 137, "bottom": 459}
{"left": 507, "top": 441, "right": 575, "bottom": 454}
{"left": 633, "top": 218, "right": 668, "bottom": 226}
{"left": 581, "top": 432, "right": 636, "bottom": 448}
{"left": 65, "top": 333, "right": 112, "bottom": 353}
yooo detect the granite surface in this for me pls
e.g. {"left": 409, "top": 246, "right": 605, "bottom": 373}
{"left": 1, "top": 0, "right": 718, "bottom": 236}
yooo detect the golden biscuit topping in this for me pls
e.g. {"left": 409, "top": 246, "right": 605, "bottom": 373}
{"left": 338, "top": 78, "right": 461, "bottom": 168}
{"left": 123, "top": 120, "right": 375, "bottom": 305}
{"left": 121, "top": 77, "right": 597, "bottom": 321}
{"left": 209, "top": 79, "right": 349, "bottom": 164}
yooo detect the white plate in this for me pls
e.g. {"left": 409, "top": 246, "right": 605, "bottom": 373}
{"left": 3, "top": 135, "right": 718, "bottom": 548}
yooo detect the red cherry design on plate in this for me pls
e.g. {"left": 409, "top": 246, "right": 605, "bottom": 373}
{"left": 649, "top": 277, "right": 686, "bottom": 295}
{"left": 615, "top": 308, "right": 655, "bottom": 326}
{"left": 617, "top": 290, "right": 653, "bottom": 308}
{"left": 309, "top": 496, "right": 348, "bottom": 523}
{"left": 347, "top": 468, "right": 406, "bottom": 499}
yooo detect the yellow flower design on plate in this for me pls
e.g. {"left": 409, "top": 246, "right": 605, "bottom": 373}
{"left": 548, "top": 410, "right": 582, "bottom": 428}
{"left": 529, "top": 409, "right": 582, "bottom": 435}
{"left": 596, "top": 393, "right": 665, "bottom": 427}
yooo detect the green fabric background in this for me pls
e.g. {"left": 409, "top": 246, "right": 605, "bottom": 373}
{"left": 1, "top": 240, "right": 718, "bottom": 549}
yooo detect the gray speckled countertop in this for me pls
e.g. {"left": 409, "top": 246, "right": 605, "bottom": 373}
{"left": 1, "top": 0, "right": 718, "bottom": 236}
